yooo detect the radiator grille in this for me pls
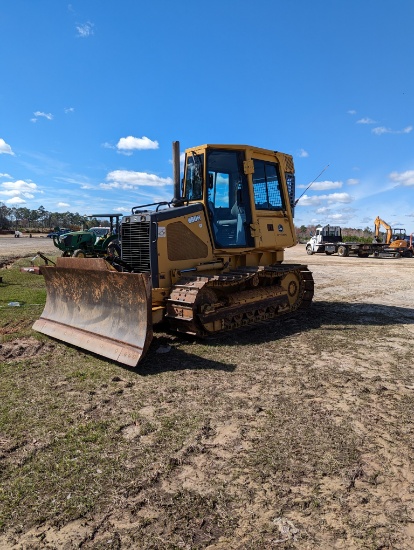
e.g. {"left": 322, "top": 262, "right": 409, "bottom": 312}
{"left": 121, "top": 221, "right": 151, "bottom": 272}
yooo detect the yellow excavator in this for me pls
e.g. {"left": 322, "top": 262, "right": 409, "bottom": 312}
{"left": 373, "top": 216, "right": 413, "bottom": 258}
{"left": 33, "top": 142, "right": 314, "bottom": 366}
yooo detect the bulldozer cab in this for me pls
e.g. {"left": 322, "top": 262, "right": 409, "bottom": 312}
{"left": 183, "top": 145, "right": 296, "bottom": 252}
{"left": 187, "top": 149, "right": 253, "bottom": 248}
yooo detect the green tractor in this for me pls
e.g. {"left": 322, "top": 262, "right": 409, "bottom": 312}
{"left": 53, "top": 214, "right": 122, "bottom": 258}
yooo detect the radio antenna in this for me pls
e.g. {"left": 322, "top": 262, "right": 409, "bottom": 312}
{"left": 294, "top": 164, "right": 330, "bottom": 206}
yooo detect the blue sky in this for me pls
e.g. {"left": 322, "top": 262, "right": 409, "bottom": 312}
{"left": 1, "top": 0, "right": 414, "bottom": 231}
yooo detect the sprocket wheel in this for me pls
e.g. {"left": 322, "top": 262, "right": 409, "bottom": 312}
{"left": 280, "top": 271, "right": 302, "bottom": 308}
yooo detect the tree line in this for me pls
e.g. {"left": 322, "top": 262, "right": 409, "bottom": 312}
{"left": 295, "top": 224, "right": 376, "bottom": 243}
{"left": 0, "top": 204, "right": 92, "bottom": 232}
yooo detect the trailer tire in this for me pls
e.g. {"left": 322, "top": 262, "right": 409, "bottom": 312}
{"left": 394, "top": 252, "right": 401, "bottom": 258}
{"left": 73, "top": 249, "right": 87, "bottom": 258}
{"left": 306, "top": 246, "right": 314, "bottom": 255}
{"left": 337, "top": 245, "right": 348, "bottom": 257}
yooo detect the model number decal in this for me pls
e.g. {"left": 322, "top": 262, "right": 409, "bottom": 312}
{"left": 188, "top": 215, "right": 201, "bottom": 224}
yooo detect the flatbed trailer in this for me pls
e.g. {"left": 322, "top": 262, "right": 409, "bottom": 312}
{"left": 306, "top": 225, "right": 385, "bottom": 257}
{"left": 307, "top": 240, "right": 384, "bottom": 257}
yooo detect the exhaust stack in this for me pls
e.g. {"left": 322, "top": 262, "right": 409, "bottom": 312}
{"left": 172, "top": 140, "right": 182, "bottom": 205}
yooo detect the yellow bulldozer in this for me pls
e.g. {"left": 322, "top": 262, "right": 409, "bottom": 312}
{"left": 33, "top": 142, "right": 314, "bottom": 366}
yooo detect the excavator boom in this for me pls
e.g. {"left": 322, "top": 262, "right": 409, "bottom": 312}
{"left": 374, "top": 216, "right": 392, "bottom": 244}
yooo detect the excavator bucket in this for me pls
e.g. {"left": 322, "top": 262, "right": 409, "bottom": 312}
{"left": 33, "top": 258, "right": 153, "bottom": 367}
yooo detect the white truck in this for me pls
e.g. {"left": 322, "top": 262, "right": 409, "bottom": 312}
{"left": 306, "top": 225, "right": 383, "bottom": 257}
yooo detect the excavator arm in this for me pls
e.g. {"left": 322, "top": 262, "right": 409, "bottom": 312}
{"left": 374, "top": 216, "right": 392, "bottom": 244}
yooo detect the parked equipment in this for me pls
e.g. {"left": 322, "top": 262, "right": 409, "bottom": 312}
{"left": 52, "top": 214, "right": 122, "bottom": 258}
{"left": 33, "top": 142, "right": 314, "bottom": 366}
{"left": 372, "top": 216, "right": 413, "bottom": 258}
{"left": 47, "top": 227, "right": 71, "bottom": 238}
{"left": 306, "top": 225, "right": 383, "bottom": 257}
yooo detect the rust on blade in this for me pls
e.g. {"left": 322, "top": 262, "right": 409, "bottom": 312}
{"left": 33, "top": 258, "right": 153, "bottom": 367}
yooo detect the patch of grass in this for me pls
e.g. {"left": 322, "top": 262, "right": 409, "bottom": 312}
{"left": 0, "top": 263, "right": 47, "bottom": 340}
{"left": 0, "top": 344, "right": 205, "bottom": 533}
{"left": 0, "top": 421, "right": 116, "bottom": 528}
{"left": 0, "top": 264, "right": 47, "bottom": 306}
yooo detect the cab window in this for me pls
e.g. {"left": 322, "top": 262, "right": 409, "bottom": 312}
{"left": 184, "top": 153, "right": 204, "bottom": 200}
{"left": 208, "top": 172, "right": 230, "bottom": 208}
{"left": 206, "top": 149, "right": 253, "bottom": 248}
{"left": 252, "top": 160, "right": 285, "bottom": 210}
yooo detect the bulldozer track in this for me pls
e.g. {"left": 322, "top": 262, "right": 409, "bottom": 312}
{"left": 166, "top": 264, "right": 314, "bottom": 336}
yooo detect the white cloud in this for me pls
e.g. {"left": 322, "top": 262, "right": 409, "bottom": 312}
{"left": 372, "top": 125, "right": 412, "bottom": 135}
{"left": 6, "top": 196, "right": 26, "bottom": 205}
{"left": 31, "top": 111, "right": 53, "bottom": 123}
{"left": 298, "top": 149, "right": 309, "bottom": 158}
{"left": 323, "top": 193, "right": 353, "bottom": 204}
{"left": 348, "top": 110, "right": 357, "bottom": 115}
{"left": 311, "top": 207, "right": 357, "bottom": 226}
{"left": 298, "top": 192, "right": 353, "bottom": 207}
{"left": 347, "top": 178, "right": 359, "bottom": 185}
{"left": 101, "top": 170, "right": 172, "bottom": 190}
{"left": 76, "top": 22, "right": 94, "bottom": 37}
{"left": 0, "top": 180, "right": 39, "bottom": 203}
{"left": 298, "top": 180, "right": 342, "bottom": 191}
{"left": 389, "top": 170, "right": 414, "bottom": 186}
{"left": 57, "top": 202, "right": 70, "bottom": 207}
{"left": 116, "top": 136, "right": 159, "bottom": 153}
{"left": 1, "top": 180, "right": 37, "bottom": 193}
{"left": 0, "top": 138, "right": 14, "bottom": 155}
{"left": 0, "top": 172, "right": 12, "bottom": 178}
{"left": 64, "top": 107, "right": 75, "bottom": 114}
{"left": 357, "top": 117, "right": 377, "bottom": 124}
{"left": 311, "top": 180, "right": 342, "bottom": 191}
{"left": 1, "top": 189, "right": 20, "bottom": 196}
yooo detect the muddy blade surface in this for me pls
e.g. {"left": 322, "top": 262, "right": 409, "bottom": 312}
{"left": 33, "top": 258, "right": 153, "bottom": 367}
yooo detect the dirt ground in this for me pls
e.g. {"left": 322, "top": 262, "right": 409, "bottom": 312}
{"left": 0, "top": 235, "right": 57, "bottom": 263}
{"left": 1, "top": 237, "right": 414, "bottom": 549}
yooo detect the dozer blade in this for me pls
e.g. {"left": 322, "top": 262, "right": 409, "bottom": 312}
{"left": 33, "top": 258, "right": 153, "bottom": 367}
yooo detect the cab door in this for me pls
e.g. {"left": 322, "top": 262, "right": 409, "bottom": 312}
{"left": 248, "top": 156, "right": 294, "bottom": 249}
{"left": 206, "top": 148, "right": 254, "bottom": 249}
